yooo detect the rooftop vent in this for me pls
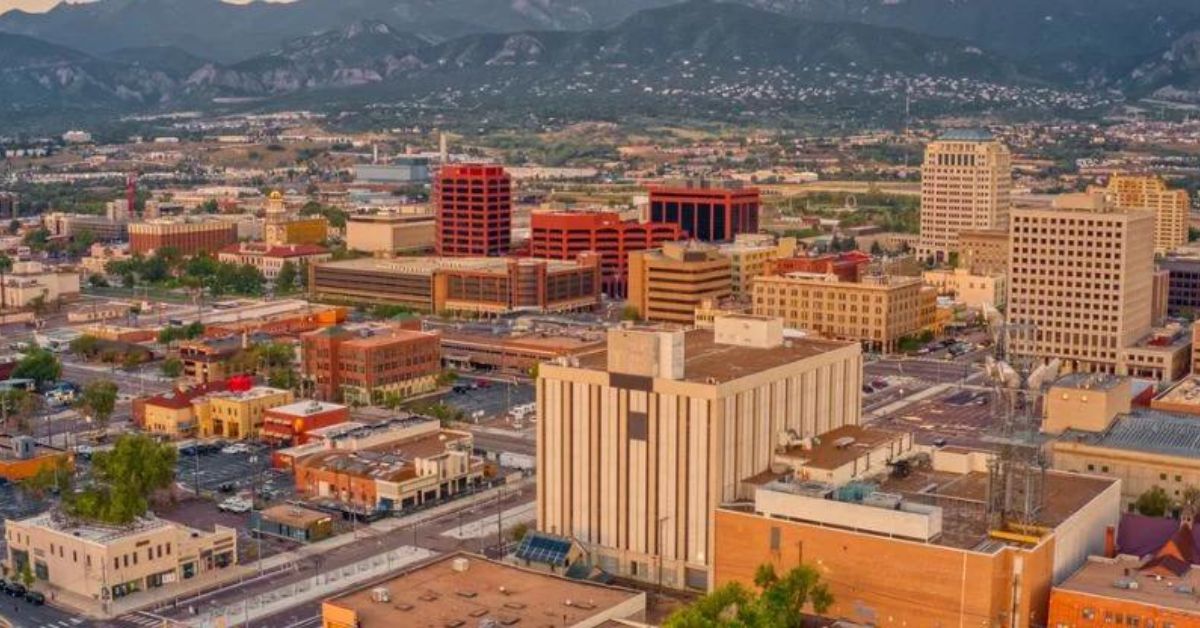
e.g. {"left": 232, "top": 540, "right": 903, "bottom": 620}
{"left": 371, "top": 587, "right": 390, "bottom": 603}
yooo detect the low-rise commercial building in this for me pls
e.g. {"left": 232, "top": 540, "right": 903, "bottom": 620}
{"left": 129, "top": 218, "right": 238, "bottom": 256}
{"left": 627, "top": 240, "right": 732, "bottom": 324}
{"left": 301, "top": 324, "right": 441, "bottom": 404}
{"left": 320, "top": 553, "right": 646, "bottom": 628}
{"left": 752, "top": 272, "right": 938, "bottom": 353}
{"left": 196, "top": 386, "right": 294, "bottom": 440}
{"left": 42, "top": 212, "right": 128, "bottom": 242}
{"left": 217, "top": 243, "right": 331, "bottom": 280}
{"left": 344, "top": 213, "right": 436, "bottom": 254}
{"left": 294, "top": 418, "right": 483, "bottom": 514}
{"left": 0, "top": 435, "right": 72, "bottom": 482}
{"left": 260, "top": 400, "right": 350, "bottom": 447}
{"left": 4, "top": 514, "right": 237, "bottom": 602}
{"left": 177, "top": 336, "right": 248, "bottom": 385}
{"left": 309, "top": 255, "right": 601, "bottom": 315}
{"left": 716, "top": 233, "right": 797, "bottom": 295}
{"left": 437, "top": 328, "right": 605, "bottom": 375}
{"left": 537, "top": 316, "right": 863, "bottom": 589}
{"left": 923, "top": 266, "right": 1007, "bottom": 309}
{"left": 0, "top": 261, "right": 80, "bottom": 309}
{"left": 529, "top": 210, "right": 683, "bottom": 296}
{"left": 249, "top": 505, "right": 333, "bottom": 544}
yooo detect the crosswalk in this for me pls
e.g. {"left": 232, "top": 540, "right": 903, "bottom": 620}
{"left": 113, "top": 613, "right": 169, "bottom": 627}
{"left": 36, "top": 618, "right": 85, "bottom": 628}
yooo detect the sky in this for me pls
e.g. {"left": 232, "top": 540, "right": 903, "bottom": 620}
{"left": 0, "top": 0, "right": 294, "bottom": 12}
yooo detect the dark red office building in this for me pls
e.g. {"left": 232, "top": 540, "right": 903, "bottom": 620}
{"left": 435, "top": 164, "right": 512, "bottom": 257}
{"left": 530, "top": 211, "right": 684, "bottom": 296}
{"left": 647, "top": 180, "right": 760, "bottom": 242}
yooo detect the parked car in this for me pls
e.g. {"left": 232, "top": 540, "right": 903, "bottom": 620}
{"left": 24, "top": 590, "right": 45, "bottom": 605}
{"left": 218, "top": 482, "right": 236, "bottom": 494}
{"left": 218, "top": 497, "right": 252, "bottom": 513}
{"left": 6, "top": 582, "right": 26, "bottom": 597}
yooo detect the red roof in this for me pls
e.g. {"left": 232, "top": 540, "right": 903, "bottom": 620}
{"left": 144, "top": 381, "right": 227, "bottom": 409}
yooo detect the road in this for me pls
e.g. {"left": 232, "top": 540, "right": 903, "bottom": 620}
{"left": 0, "top": 598, "right": 90, "bottom": 628}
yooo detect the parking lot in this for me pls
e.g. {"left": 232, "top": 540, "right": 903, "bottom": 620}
{"left": 159, "top": 497, "right": 297, "bottom": 562}
{"left": 176, "top": 446, "right": 295, "bottom": 504}
{"left": 413, "top": 379, "right": 535, "bottom": 423}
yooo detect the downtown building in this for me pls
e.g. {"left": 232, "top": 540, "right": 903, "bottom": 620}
{"left": 1090, "top": 174, "right": 1190, "bottom": 256}
{"left": 647, "top": 179, "right": 759, "bottom": 242}
{"left": 626, "top": 241, "right": 732, "bottom": 325}
{"left": 435, "top": 164, "right": 512, "bottom": 257}
{"left": 1007, "top": 192, "right": 1187, "bottom": 380}
{"left": 918, "top": 130, "right": 1012, "bottom": 263}
{"left": 529, "top": 210, "right": 683, "bottom": 296}
{"left": 536, "top": 315, "right": 863, "bottom": 590}
{"left": 128, "top": 218, "right": 238, "bottom": 256}
{"left": 300, "top": 324, "right": 442, "bottom": 404}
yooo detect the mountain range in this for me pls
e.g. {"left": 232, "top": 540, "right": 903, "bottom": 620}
{"left": 2, "top": 0, "right": 1200, "bottom": 123}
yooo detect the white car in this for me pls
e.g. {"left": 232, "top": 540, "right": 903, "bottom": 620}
{"left": 218, "top": 497, "right": 252, "bottom": 513}
{"left": 221, "top": 444, "right": 250, "bottom": 455}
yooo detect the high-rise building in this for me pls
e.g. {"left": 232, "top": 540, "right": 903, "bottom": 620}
{"left": 716, "top": 234, "right": 797, "bottom": 296}
{"left": 529, "top": 211, "right": 683, "bottom": 296}
{"left": 627, "top": 241, "right": 732, "bottom": 324}
{"left": 1090, "top": 174, "right": 1190, "bottom": 256}
{"left": 537, "top": 316, "right": 863, "bottom": 589}
{"left": 435, "top": 164, "right": 512, "bottom": 257}
{"left": 918, "top": 130, "right": 1012, "bottom": 263}
{"left": 1007, "top": 193, "right": 1155, "bottom": 374}
{"left": 647, "top": 180, "right": 759, "bottom": 242}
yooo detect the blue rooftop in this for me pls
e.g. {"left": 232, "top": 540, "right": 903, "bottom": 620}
{"left": 938, "top": 128, "right": 994, "bottom": 142}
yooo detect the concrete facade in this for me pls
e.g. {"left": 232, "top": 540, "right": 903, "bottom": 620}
{"left": 627, "top": 241, "right": 732, "bottom": 325}
{"left": 918, "top": 130, "right": 1012, "bottom": 262}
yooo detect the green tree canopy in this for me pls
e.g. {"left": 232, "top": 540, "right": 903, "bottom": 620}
{"left": 1136, "top": 486, "right": 1173, "bottom": 518}
{"left": 76, "top": 380, "right": 119, "bottom": 427}
{"left": 663, "top": 563, "right": 833, "bottom": 628}
{"left": 12, "top": 346, "right": 61, "bottom": 386}
{"left": 161, "top": 357, "right": 184, "bottom": 378}
{"left": 65, "top": 434, "right": 177, "bottom": 525}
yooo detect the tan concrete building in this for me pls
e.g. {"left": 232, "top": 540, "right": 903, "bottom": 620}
{"left": 627, "top": 241, "right": 732, "bottom": 325}
{"left": 344, "top": 213, "right": 436, "bottom": 254}
{"left": 918, "top": 130, "right": 1012, "bottom": 263}
{"left": 1008, "top": 193, "right": 1156, "bottom": 375}
{"left": 751, "top": 272, "right": 937, "bottom": 352}
{"left": 957, "top": 227, "right": 1010, "bottom": 273}
{"left": 0, "top": 261, "right": 80, "bottom": 310}
{"left": 1091, "top": 175, "right": 1190, "bottom": 256}
{"left": 922, "top": 267, "right": 1007, "bottom": 309}
{"left": 716, "top": 233, "right": 797, "bottom": 295}
{"left": 5, "top": 513, "right": 237, "bottom": 603}
{"left": 536, "top": 315, "right": 863, "bottom": 589}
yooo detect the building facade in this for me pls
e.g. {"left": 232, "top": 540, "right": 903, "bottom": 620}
{"left": 128, "top": 219, "right": 238, "bottom": 256}
{"left": 195, "top": 387, "right": 294, "bottom": 440}
{"left": 309, "top": 255, "right": 601, "bottom": 315}
{"left": 435, "top": 164, "right": 512, "bottom": 257}
{"left": 529, "top": 211, "right": 683, "bottom": 296}
{"left": 957, "top": 227, "right": 1010, "bottom": 274}
{"left": 647, "top": 180, "right": 759, "bottom": 242}
{"left": 217, "top": 243, "right": 331, "bottom": 280}
{"left": 537, "top": 317, "right": 863, "bottom": 589}
{"left": 5, "top": 514, "right": 237, "bottom": 602}
{"left": 918, "top": 130, "right": 1012, "bottom": 262}
{"left": 260, "top": 400, "right": 350, "bottom": 446}
{"left": 301, "top": 325, "right": 441, "bottom": 404}
{"left": 716, "top": 234, "right": 798, "bottom": 296}
{"left": 751, "top": 272, "right": 937, "bottom": 352}
{"left": 1007, "top": 193, "right": 1155, "bottom": 375}
{"left": 1092, "top": 175, "right": 1190, "bottom": 256}
{"left": 627, "top": 241, "right": 732, "bottom": 325}
{"left": 345, "top": 214, "right": 435, "bottom": 254}
{"left": 922, "top": 267, "right": 1007, "bottom": 309}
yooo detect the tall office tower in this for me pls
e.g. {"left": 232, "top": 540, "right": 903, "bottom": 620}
{"left": 647, "top": 180, "right": 759, "bottom": 242}
{"left": 537, "top": 316, "right": 863, "bottom": 590}
{"left": 1092, "top": 175, "right": 1190, "bottom": 256}
{"left": 529, "top": 211, "right": 683, "bottom": 297}
{"left": 918, "top": 130, "right": 1012, "bottom": 263}
{"left": 435, "top": 164, "right": 512, "bottom": 257}
{"left": 1007, "top": 193, "right": 1155, "bottom": 374}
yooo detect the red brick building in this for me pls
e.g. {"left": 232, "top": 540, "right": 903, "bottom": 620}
{"left": 260, "top": 400, "right": 350, "bottom": 446}
{"left": 765, "top": 252, "right": 871, "bottom": 282}
{"left": 435, "top": 164, "right": 512, "bottom": 257}
{"left": 648, "top": 180, "right": 759, "bottom": 242}
{"left": 129, "top": 219, "right": 238, "bottom": 256}
{"left": 301, "top": 324, "right": 441, "bottom": 404}
{"left": 530, "top": 211, "right": 683, "bottom": 296}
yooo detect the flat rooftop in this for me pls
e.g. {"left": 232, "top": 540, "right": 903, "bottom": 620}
{"left": 1154, "top": 375, "right": 1200, "bottom": 407}
{"left": 298, "top": 430, "right": 470, "bottom": 481}
{"left": 268, "top": 400, "right": 346, "bottom": 417}
{"left": 576, "top": 328, "right": 855, "bottom": 384}
{"left": 778, "top": 425, "right": 904, "bottom": 471}
{"left": 1055, "top": 555, "right": 1200, "bottom": 612}
{"left": 872, "top": 389, "right": 1007, "bottom": 450}
{"left": 1060, "top": 410, "right": 1200, "bottom": 459}
{"left": 316, "top": 256, "right": 584, "bottom": 277}
{"left": 14, "top": 513, "right": 174, "bottom": 544}
{"left": 1053, "top": 372, "right": 1125, "bottom": 392}
{"left": 323, "top": 552, "right": 643, "bottom": 627}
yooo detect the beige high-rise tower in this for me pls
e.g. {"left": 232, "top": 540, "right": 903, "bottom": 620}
{"left": 1090, "top": 175, "right": 1189, "bottom": 256}
{"left": 1007, "top": 192, "right": 1155, "bottom": 374}
{"left": 918, "top": 130, "right": 1012, "bottom": 263}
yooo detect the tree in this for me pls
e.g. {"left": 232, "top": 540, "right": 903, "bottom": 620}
{"left": 200, "top": 199, "right": 220, "bottom": 214}
{"left": 69, "top": 334, "right": 102, "bottom": 360}
{"left": 276, "top": 260, "right": 299, "bottom": 293}
{"left": 28, "top": 292, "right": 48, "bottom": 316}
{"left": 122, "top": 350, "right": 145, "bottom": 371}
{"left": 508, "top": 522, "right": 529, "bottom": 543}
{"left": 21, "top": 458, "right": 73, "bottom": 499}
{"left": 0, "top": 252, "right": 11, "bottom": 311}
{"left": 64, "top": 434, "right": 177, "bottom": 525}
{"left": 12, "top": 347, "right": 61, "bottom": 386}
{"left": 664, "top": 563, "right": 833, "bottom": 628}
{"left": 1136, "top": 486, "right": 1172, "bottom": 517}
{"left": 6, "top": 219, "right": 18, "bottom": 235}
{"left": 161, "top": 358, "right": 183, "bottom": 378}
{"left": 0, "top": 389, "right": 39, "bottom": 434}
{"left": 19, "top": 561, "right": 33, "bottom": 588}
{"left": 621, "top": 305, "right": 641, "bottom": 321}
{"left": 76, "top": 380, "right": 119, "bottom": 427}
{"left": 869, "top": 241, "right": 884, "bottom": 256}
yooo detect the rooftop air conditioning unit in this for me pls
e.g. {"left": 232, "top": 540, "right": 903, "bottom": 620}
{"left": 451, "top": 557, "right": 470, "bottom": 573}
{"left": 371, "top": 588, "right": 390, "bottom": 603}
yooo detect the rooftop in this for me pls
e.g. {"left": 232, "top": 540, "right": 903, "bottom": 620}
{"left": 1059, "top": 410, "right": 1200, "bottom": 459}
{"left": 1054, "top": 555, "right": 1200, "bottom": 613}
{"left": 1153, "top": 375, "right": 1200, "bottom": 407}
{"left": 219, "top": 243, "right": 330, "bottom": 258}
{"left": 208, "top": 386, "right": 290, "bottom": 403}
{"left": 777, "top": 425, "right": 905, "bottom": 471}
{"left": 575, "top": 328, "right": 855, "bottom": 385}
{"left": 297, "top": 430, "right": 471, "bottom": 481}
{"left": 315, "top": 256, "right": 585, "bottom": 276}
{"left": 323, "top": 552, "right": 643, "bottom": 628}
{"left": 268, "top": 400, "right": 346, "bottom": 417}
{"left": 14, "top": 512, "right": 174, "bottom": 545}
{"left": 260, "top": 504, "right": 332, "bottom": 529}
{"left": 1053, "top": 372, "right": 1125, "bottom": 392}
{"left": 937, "top": 128, "right": 995, "bottom": 142}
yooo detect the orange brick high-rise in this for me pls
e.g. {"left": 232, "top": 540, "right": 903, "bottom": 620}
{"left": 530, "top": 211, "right": 683, "bottom": 296}
{"left": 435, "top": 164, "right": 512, "bottom": 257}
